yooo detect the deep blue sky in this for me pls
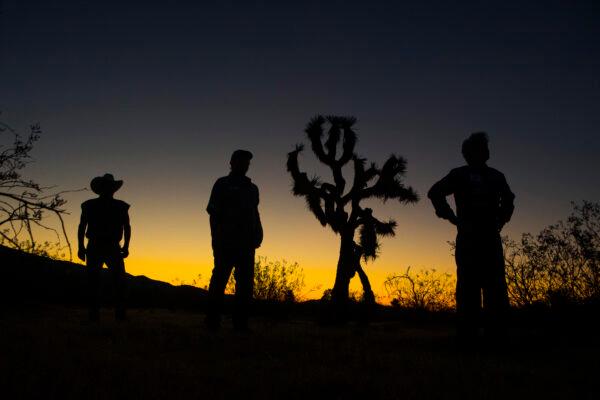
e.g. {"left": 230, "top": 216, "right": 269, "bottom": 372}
{"left": 2, "top": 0, "right": 599, "bottom": 287}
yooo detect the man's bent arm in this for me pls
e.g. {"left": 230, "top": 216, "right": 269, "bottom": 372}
{"left": 427, "top": 172, "right": 458, "bottom": 224}
{"left": 123, "top": 212, "right": 131, "bottom": 250}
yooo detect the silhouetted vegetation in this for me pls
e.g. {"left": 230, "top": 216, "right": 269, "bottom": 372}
{"left": 0, "top": 115, "right": 73, "bottom": 259}
{"left": 287, "top": 115, "right": 417, "bottom": 306}
{"left": 226, "top": 257, "right": 305, "bottom": 302}
{"left": 504, "top": 201, "right": 600, "bottom": 307}
{"left": 384, "top": 267, "right": 456, "bottom": 311}
{"left": 400, "top": 201, "right": 600, "bottom": 311}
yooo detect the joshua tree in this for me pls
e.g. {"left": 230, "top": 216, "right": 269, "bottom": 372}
{"left": 287, "top": 115, "right": 418, "bottom": 304}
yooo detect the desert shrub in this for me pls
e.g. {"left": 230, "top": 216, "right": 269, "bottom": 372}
{"left": 171, "top": 274, "right": 207, "bottom": 289}
{"left": 226, "top": 257, "right": 305, "bottom": 302}
{"left": 442, "top": 202, "right": 599, "bottom": 308}
{"left": 505, "top": 201, "right": 600, "bottom": 306}
{"left": 20, "top": 240, "right": 69, "bottom": 260}
{"left": 503, "top": 236, "right": 550, "bottom": 307}
{"left": 384, "top": 267, "right": 455, "bottom": 311}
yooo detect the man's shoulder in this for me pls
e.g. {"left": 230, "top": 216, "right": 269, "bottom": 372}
{"left": 214, "top": 175, "right": 256, "bottom": 187}
{"left": 453, "top": 165, "right": 470, "bottom": 173}
{"left": 112, "top": 199, "right": 130, "bottom": 210}
{"left": 212, "top": 176, "right": 231, "bottom": 187}
{"left": 243, "top": 178, "right": 259, "bottom": 196}
{"left": 81, "top": 198, "right": 98, "bottom": 209}
{"left": 451, "top": 165, "right": 504, "bottom": 178}
{"left": 447, "top": 166, "right": 469, "bottom": 178}
{"left": 485, "top": 166, "right": 507, "bottom": 180}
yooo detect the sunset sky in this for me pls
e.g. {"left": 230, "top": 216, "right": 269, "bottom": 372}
{"left": 2, "top": 0, "right": 600, "bottom": 298}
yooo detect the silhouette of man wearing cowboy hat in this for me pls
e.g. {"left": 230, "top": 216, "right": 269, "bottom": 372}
{"left": 78, "top": 173, "right": 131, "bottom": 321}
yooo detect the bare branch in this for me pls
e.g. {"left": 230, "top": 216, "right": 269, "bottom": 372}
{"left": 0, "top": 117, "right": 75, "bottom": 260}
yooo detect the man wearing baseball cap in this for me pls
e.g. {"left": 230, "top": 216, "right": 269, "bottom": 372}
{"left": 206, "top": 150, "right": 263, "bottom": 331}
{"left": 78, "top": 173, "right": 131, "bottom": 321}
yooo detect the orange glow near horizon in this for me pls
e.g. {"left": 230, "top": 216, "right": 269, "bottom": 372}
{"left": 16, "top": 144, "right": 584, "bottom": 306}
{"left": 5, "top": 0, "right": 600, "bottom": 308}
{"left": 49, "top": 185, "right": 464, "bottom": 302}
{"left": 21, "top": 129, "right": 558, "bottom": 303}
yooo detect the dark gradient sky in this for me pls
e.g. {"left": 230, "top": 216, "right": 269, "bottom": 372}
{"left": 2, "top": 0, "right": 600, "bottom": 294}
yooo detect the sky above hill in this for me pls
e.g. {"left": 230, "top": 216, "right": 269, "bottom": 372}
{"left": 2, "top": 0, "right": 600, "bottom": 297}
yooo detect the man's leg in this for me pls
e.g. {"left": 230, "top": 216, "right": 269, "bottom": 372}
{"left": 232, "top": 249, "right": 255, "bottom": 331}
{"left": 482, "top": 234, "right": 510, "bottom": 342}
{"left": 106, "top": 246, "right": 127, "bottom": 321}
{"left": 206, "top": 249, "right": 234, "bottom": 329}
{"left": 455, "top": 234, "right": 482, "bottom": 342}
{"left": 86, "top": 251, "right": 103, "bottom": 321}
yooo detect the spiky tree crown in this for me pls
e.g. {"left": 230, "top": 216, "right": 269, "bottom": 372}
{"left": 287, "top": 115, "right": 418, "bottom": 260}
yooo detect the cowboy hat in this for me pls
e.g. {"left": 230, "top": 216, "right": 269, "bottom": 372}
{"left": 90, "top": 173, "right": 123, "bottom": 195}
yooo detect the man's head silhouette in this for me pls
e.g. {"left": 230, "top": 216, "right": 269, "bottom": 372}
{"left": 462, "top": 132, "right": 490, "bottom": 167}
{"left": 230, "top": 149, "right": 253, "bottom": 176}
{"left": 90, "top": 173, "right": 123, "bottom": 198}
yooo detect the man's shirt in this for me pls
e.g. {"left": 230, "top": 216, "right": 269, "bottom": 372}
{"left": 428, "top": 165, "right": 515, "bottom": 234}
{"left": 82, "top": 198, "right": 130, "bottom": 243}
{"left": 207, "top": 174, "right": 263, "bottom": 249}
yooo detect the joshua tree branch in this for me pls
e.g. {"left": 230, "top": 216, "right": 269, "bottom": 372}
{"left": 305, "top": 116, "right": 330, "bottom": 165}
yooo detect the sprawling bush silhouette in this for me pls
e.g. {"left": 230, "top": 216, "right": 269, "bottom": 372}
{"left": 0, "top": 115, "right": 73, "bottom": 259}
{"left": 384, "top": 267, "right": 455, "bottom": 311}
{"left": 225, "top": 257, "right": 306, "bottom": 302}
{"left": 444, "top": 201, "right": 600, "bottom": 308}
{"left": 287, "top": 115, "right": 417, "bottom": 305}
{"left": 502, "top": 236, "right": 549, "bottom": 307}
{"left": 504, "top": 201, "right": 600, "bottom": 307}
{"left": 384, "top": 201, "right": 600, "bottom": 312}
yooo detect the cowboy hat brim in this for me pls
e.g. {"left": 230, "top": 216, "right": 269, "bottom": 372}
{"left": 90, "top": 176, "right": 123, "bottom": 195}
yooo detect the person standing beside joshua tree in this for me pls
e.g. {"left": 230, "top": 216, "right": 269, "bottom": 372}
{"left": 428, "top": 132, "right": 515, "bottom": 345}
{"left": 205, "top": 150, "right": 263, "bottom": 332}
{"left": 78, "top": 173, "right": 131, "bottom": 322}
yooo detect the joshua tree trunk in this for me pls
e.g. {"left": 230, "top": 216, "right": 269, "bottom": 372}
{"left": 355, "top": 263, "right": 375, "bottom": 304}
{"left": 332, "top": 234, "right": 376, "bottom": 304}
{"left": 331, "top": 232, "right": 355, "bottom": 303}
